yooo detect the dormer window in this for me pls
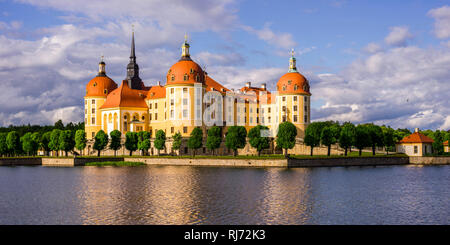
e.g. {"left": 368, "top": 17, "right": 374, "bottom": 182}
{"left": 195, "top": 74, "right": 200, "bottom": 82}
{"left": 104, "top": 89, "right": 108, "bottom": 94}
{"left": 294, "top": 85, "right": 298, "bottom": 91}
{"left": 288, "top": 80, "right": 292, "bottom": 85}
{"left": 190, "top": 68, "right": 194, "bottom": 74}
{"left": 184, "top": 74, "right": 189, "bottom": 81}
{"left": 171, "top": 74, "right": 175, "bottom": 81}
{"left": 282, "top": 85, "right": 286, "bottom": 91}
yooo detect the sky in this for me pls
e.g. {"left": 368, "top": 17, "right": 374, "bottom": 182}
{"left": 0, "top": 0, "right": 449, "bottom": 130}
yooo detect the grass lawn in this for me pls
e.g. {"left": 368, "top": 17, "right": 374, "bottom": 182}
{"left": 85, "top": 161, "right": 146, "bottom": 166}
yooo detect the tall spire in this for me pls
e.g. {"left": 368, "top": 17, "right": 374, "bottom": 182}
{"left": 180, "top": 32, "right": 191, "bottom": 61}
{"left": 289, "top": 48, "right": 297, "bottom": 72}
{"left": 126, "top": 26, "right": 143, "bottom": 89}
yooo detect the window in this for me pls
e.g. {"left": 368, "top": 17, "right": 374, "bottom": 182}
{"left": 92, "top": 108, "right": 95, "bottom": 113}
{"left": 304, "top": 96, "right": 308, "bottom": 102}
{"left": 142, "top": 116, "right": 145, "bottom": 121}
{"left": 92, "top": 99, "right": 95, "bottom": 104}
{"left": 304, "top": 115, "right": 307, "bottom": 122}
{"left": 183, "top": 127, "right": 188, "bottom": 133}
{"left": 183, "top": 98, "right": 188, "bottom": 105}
{"left": 305, "top": 106, "right": 308, "bottom": 111}
{"left": 282, "top": 96, "right": 286, "bottom": 102}
{"left": 282, "top": 115, "right": 286, "bottom": 122}
{"left": 244, "top": 116, "right": 247, "bottom": 123}
{"left": 268, "top": 117, "right": 271, "bottom": 123}
{"left": 268, "top": 108, "right": 271, "bottom": 113}
{"left": 104, "top": 89, "right": 108, "bottom": 94}
{"left": 85, "top": 100, "right": 87, "bottom": 105}
{"left": 171, "top": 74, "right": 175, "bottom": 81}
{"left": 149, "top": 103, "right": 152, "bottom": 109}
{"left": 183, "top": 87, "right": 188, "bottom": 93}
{"left": 170, "top": 110, "right": 174, "bottom": 118}
{"left": 92, "top": 132, "right": 95, "bottom": 138}
{"left": 414, "top": 146, "right": 418, "bottom": 154}
{"left": 155, "top": 103, "right": 158, "bottom": 109}
{"left": 91, "top": 117, "right": 95, "bottom": 124}
{"left": 171, "top": 99, "right": 174, "bottom": 106}
{"left": 282, "top": 106, "right": 286, "bottom": 112}
{"left": 190, "top": 68, "right": 194, "bottom": 74}
{"left": 184, "top": 74, "right": 189, "bottom": 81}
{"left": 294, "top": 85, "right": 298, "bottom": 90}
{"left": 250, "top": 117, "right": 253, "bottom": 123}
{"left": 183, "top": 109, "right": 188, "bottom": 117}
{"left": 283, "top": 86, "right": 286, "bottom": 91}
{"left": 149, "top": 114, "right": 152, "bottom": 120}
{"left": 124, "top": 122, "right": 127, "bottom": 131}
{"left": 171, "top": 88, "right": 174, "bottom": 94}
{"left": 294, "top": 115, "right": 298, "bottom": 122}
{"left": 294, "top": 105, "right": 297, "bottom": 111}
{"left": 195, "top": 75, "right": 200, "bottom": 82}
{"left": 155, "top": 113, "right": 158, "bottom": 120}
{"left": 256, "top": 108, "right": 259, "bottom": 114}
{"left": 294, "top": 96, "right": 297, "bottom": 101}
{"left": 250, "top": 108, "right": 253, "bottom": 113}
{"left": 85, "top": 109, "right": 87, "bottom": 114}
{"left": 171, "top": 127, "right": 174, "bottom": 133}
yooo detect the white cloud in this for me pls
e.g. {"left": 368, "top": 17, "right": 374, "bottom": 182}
{"left": 441, "top": 116, "right": 450, "bottom": 130}
{"left": 428, "top": 5, "right": 450, "bottom": 39}
{"left": 385, "top": 26, "right": 413, "bottom": 46}
{"left": 363, "top": 42, "right": 383, "bottom": 53}
{"left": 196, "top": 51, "right": 245, "bottom": 67}
{"left": 243, "top": 24, "right": 297, "bottom": 49}
{"left": 311, "top": 45, "right": 450, "bottom": 129}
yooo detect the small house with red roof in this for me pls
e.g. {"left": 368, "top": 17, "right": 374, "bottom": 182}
{"left": 396, "top": 128, "right": 434, "bottom": 156}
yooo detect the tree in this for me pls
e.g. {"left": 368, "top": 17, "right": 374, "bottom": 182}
{"left": 276, "top": 121, "right": 298, "bottom": 157}
{"left": 21, "top": 132, "right": 37, "bottom": 156}
{"left": 137, "top": 131, "right": 151, "bottom": 155}
{"left": 354, "top": 124, "right": 371, "bottom": 156}
{"left": 59, "top": 130, "right": 75, "bottom": 156}
{"left": 40, "top": 131, "right": 52, "bottom": 156}
{"left": 6, "top": 131, "right": 21, "bottom": 156}
{"left": 320, "top": 127, "right": 334, "bottom": 156}
{"left": 0, "top": 133, "right": 8, "bottom": 157}
{"left": 248, "top": 125, "right": 270, "bottom": 156}
{"left": 109, "top": 130, "right": 122, "bottom": 157}
{"left": 431, "top": 130, "right": 444, "bottom": 155}
{"left": 206, "top": 126, "right": 222, "bottom": 156}
{"left": 75, "top": 129, "right": 87, "bottom": 156}
{"left": 172, "top": 131, "right": 182, "bottom": 156}
{"left": 31, "top": 132, "right": 41, "bottom": 154}
{"left": 153, "top": 130, "right": 166, "bottom": 155}
{"left": 304, "top": 122, "right": 324, "bottom": 156}
{"left": 381, "top": 126, "right": 396, "bottom": 154}
{"left": 124, "top": 132, "right": 138, "bottom": 156}
{"left": 366, "top": 124, "right": 384, "bottom": 155}
{"left": 93, "top": 130, "right": 109, "bottom": 157}
{"left": 188, "top": 127, "right": 203, "bottom": 157}
{"left": 225, "top": 126, "right": 247, "bottom": 157}
{"left": 49, "top": 129, "right": 62, "bottom": 156}
{"left": 339, "top": 122, "right": 355, "bottom": 156}
{"left": 394, "top": 128, "right": 411, "bottom": 142}
{"left": 54, "top": 119, "right": 64, "bottom": 130}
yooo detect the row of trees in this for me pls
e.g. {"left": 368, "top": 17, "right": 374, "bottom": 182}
{"left": 304, "top": 121, "right": 450, "bottom": 156}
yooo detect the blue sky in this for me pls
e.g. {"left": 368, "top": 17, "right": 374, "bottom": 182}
{"left": 0, "top": 0, "right": 449, "bottom": 130}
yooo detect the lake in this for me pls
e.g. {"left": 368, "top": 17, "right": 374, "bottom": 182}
{"left": 0, "top": 164, "right": 449, "bottom": 224}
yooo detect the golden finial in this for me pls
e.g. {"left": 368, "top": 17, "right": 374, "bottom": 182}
{"left": 291, "top": 48, "right": 295, "bottom": 57}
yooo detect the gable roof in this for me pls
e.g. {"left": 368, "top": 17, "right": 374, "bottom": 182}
{"left": 146, "top": 85, "right": 166, "bottom": 99}
{"left": 100, "top": 80, "right": 148, "bottom": 109}
{"left": 398, "top": 132, "right": 434, "bottom": 144}
{"left": 205, "top": 75, "right": 230, "bottom": 94}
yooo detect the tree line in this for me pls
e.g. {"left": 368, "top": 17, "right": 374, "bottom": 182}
{"left": 0, "top": 120, "right": 449, "bottom": 157}
{"left": 304, "top": 121, "right": 450, "bottom": 156}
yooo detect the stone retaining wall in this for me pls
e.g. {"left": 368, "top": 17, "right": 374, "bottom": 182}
{"left": 129, "top": 158, "right": 288, "bottom": 167}
{"left": 288, "top": 157, "right": 410, "bottom": 168}
{"left": 42, "top": 157, "right": 124, "bottom": 166}
{"left": 409, "top": 156, "right": 450, "bottom": 165}
{"left": 0, "top": 158, "right": 41, "bottom": 166}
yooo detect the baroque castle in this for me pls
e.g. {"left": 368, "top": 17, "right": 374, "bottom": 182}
{"left": 84, "top": 32, "right": 312, "bottom": 155}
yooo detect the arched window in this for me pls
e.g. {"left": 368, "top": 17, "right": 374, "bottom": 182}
{"left": 294, "top": 84, "right": 298, "bottom": 90}
{"left": 283, "top": 85, "right": 286, "bottom": 91}
{"left": 288, "top": 80, "right": 292, "bottom": 85}
{"left": 184, "top": 74, "right": 189, "bottom": 81}
{"left": 171, "top": 74, "right": 175, "bottom": 81}
{"left": 190, "top": 68, "right": 194, "bottom": 74}
{"left": 195, "top": 74, "right": 200, "bottom": 82}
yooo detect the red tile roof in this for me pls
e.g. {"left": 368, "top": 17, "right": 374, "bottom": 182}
{"left": 444, "top": 140, "right": 448, "bottom": 146}
{"left": 100, "top": 80, "right": 148, "bottom": 109}
{"left": 398, "top": 132, "right": 435, "bottom": 144}
{"left": 146, "top": 85, "right": 166, "bottom": 99}
{"left": 205, "top": 75, "right": 230, "bottom": 94}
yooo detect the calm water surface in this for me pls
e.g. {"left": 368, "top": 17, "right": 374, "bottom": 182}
{"left": 0, "top": 164, "right": 449, "bottom": 224}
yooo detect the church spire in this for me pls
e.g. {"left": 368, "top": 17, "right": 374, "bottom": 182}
{"left": 126, "top": 26, "right": 143, "bottom": 89}
{"left": 289, "top": 49, "right": 297, "bottom": 72}
{"left": 180, "top": 33, "right": 192, "bottom": 61}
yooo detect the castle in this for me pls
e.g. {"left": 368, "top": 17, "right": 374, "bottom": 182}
{"left": 84, "top": 32, "right": 313, "bottom": 155}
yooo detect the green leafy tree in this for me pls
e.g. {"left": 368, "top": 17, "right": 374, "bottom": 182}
{"left": 54, "top": 120, "right": 64, "bottom": 130}
{"left": 320, "top": 127, "right": 333, "bottom": 156}
{"left": 248, "top": 125, "right": 270, "bottom": 156}
{"left": 31, "top": 132, "right": 41, "bottom": 154}
{"left": 75, "top": 129, "right": 87, "bottom": 156}
{"left": 206, "top": 126, "right": 222, "bottom": 156}
{"left": 394, "top": 128, "right": 411, "bottom": 142}
{"left": 354, "top": 124, "right": 371, "bottom": 156}
{"left": 381, "top": 126, "right": 396, "bottom": 154}
{"left": 21, "top": 132, "right": 37, "bottom": 156}
{"left": 366, "top": 124, "right": 384, "bottom": 155}
{"left": 40, "top": 131, "right": 52, "bottom": 156}
{"left": 109, "top": 130, "right": 122, "bottom": 157}
{"left": 188, "top": 127, "right": 203, "bottom": 157}
{"left": 6, "top": 131, "right": 21, "bottom": 156}
{"left": 225, "top": 126, "right": 247, "bottom": 157}
{"left": 276, "top": 121, "right": 297, "bottom": 157}
{"left": 339, "top": 122, "right": 356, "bottom": 156}
{"left": 304, "top": 122, "right": 324, "bottom": 156}
{"left": 0, "top": 133, "right": 8, "bottom": 157}
{"left": 124, "top": 132, "right": 138, "bottom": 156}
{"left": 93, "top": 130, "right": 109, "bottom": 156}
{"left": 172, "top": 131, "right": 182, "bottom": 155}
{"left": 49, "top": 129, "right": 62, "bottom": 156}
{"left": 153, "top": 130, "right": 166, "bottom": 155}
{"left": 431, "top": 130, "right": 444, "bottom": 155}
{"left": 59, "top": 130, "right": 75, "bottom": 156}
{"left": 137, "top": 131, "right": 151, "bottom": 155}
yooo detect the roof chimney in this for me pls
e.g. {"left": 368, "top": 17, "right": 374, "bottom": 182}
{"left": 246, "top": 82, "right": 251, "bottom": 88}
{"left": 261, "top": 83, "right": 266, "bottom": 90}
{"left": 157, "top": 81, "right": 161, "bottom": 86}
{"left": 414, "top": 128, "right": 419, "bottom": 133}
